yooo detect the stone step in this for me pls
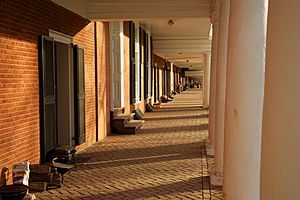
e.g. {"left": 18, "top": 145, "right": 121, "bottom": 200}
{"left": 113, "top": 113, "right": 135, "bottom": 120}
{"left": 113, "top": 107, "right": 124, "bottom": 116}
{"left": 153, "top": 103, "right": 161, "bottom": 109}
{"left": 124, "top": 120, "right": 145, "bottom": 128}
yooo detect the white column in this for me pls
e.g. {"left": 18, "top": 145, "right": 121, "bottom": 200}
{"left": 206, "top": 11, "right": 220, "bottom": 156}
{"left": 203, "top": 52, "right": 211, "bottom": 107}
{"left": 223, "top": 0, "right": 268, "bottom": 199}
{"left": 210, "top": 0, "right": 230, "bottom": 186}
{"left": 147, "top": 33, "right": 152, "bottom": 99}
{"left": 261, "top": 1, "right": 300, "bottom": 199}
{"left": 110, "top": 21, "right": 124, "bottom": 109}
{"left": 170, "top": 63, "right": 174, "bottom": 92}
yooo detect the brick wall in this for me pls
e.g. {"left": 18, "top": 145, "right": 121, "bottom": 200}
{"left": 95, "top": 22, "right": 111, "bottom": 141}
{"left": 0, "top": 0, "right": 110, "bottom": 185}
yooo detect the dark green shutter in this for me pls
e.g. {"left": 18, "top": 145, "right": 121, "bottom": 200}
{"left": 156, "top": 65, "right": 159, "bottom": 100}
{"left": 163, "top": 64, "right": 167, "bottom": 95}
{"left": 39, "top": 36, "right": 57, "bottom": 162}
{"left": 154, "top": 65, "right": 157, "bottom": 102}
{"left": 139, "top": 27, "right": 142, "bottom": 101}
{"left": 74, "top": 45, "right": 86, "bottom": 145}
{"left": 129, "top": 21, "right": 136, "bottom": 104}
{"left": 150, "top": 36, "right": 153, "bottom": 97}
{"left": 144, "top": 32, "right": 148, "bottom": 98}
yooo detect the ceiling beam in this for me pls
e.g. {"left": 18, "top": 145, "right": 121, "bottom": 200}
{"left": 185, "top": 71, "right": 204, "bottom": 77}
{"left": 153, "top": 38, "right": 212, "bottom": 53}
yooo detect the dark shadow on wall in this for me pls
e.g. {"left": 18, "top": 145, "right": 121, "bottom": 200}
{"left": 0, "top": 0, "right": 91, "bottom": 176}
{"left": 0, "top": 0, "right": 90, "bottom": 42}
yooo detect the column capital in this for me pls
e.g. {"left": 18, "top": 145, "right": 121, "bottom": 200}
{"left": 211, "top": 13, "right": 220, "bottom": 24}
{"left": 219, "top": 0, "right": 229, "bottom": 3}
{"left": 211, "top": 0, "right": 220, "bottom": 24}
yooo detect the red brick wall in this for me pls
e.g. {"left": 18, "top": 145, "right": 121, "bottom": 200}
{"left": 0, "top": 0, "right": 110, "bottom": 185}
{"left": 139, "top": 31, "right": 145, "bottom": 113}
{"left": 73, "top": 23, "right": 97, "bottom": 152}
{"left": 95, "top": 22, "right": 111, "bottom": 141}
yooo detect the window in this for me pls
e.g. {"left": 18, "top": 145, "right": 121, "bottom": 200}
{"left": 129, "top": 21, "right": 142, "bottom": 103}
{"left": 129, "top": 21, "right": 136, "bottom": 103}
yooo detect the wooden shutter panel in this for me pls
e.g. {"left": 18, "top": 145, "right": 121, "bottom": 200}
{"left": 74, "top": 45, "right": 86, "bottom": 145}
{"left": 129, "top": 21, "right": 136, "bottom": 104}
{"left": 139, "top": 27, "right": 142, "bottom": 101}
{"left": 39, "top": 36, "right": 57, "bottom": 162}
{"left": 144, "top": 32, "right": 148, "bottom": 98}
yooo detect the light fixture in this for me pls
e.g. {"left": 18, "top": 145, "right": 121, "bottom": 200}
{"left": 168, "top": 20, "right": 174, "bottom": 26}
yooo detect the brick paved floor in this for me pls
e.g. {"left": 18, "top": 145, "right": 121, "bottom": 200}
{"left": 35, "top": 88, "right": 223, "bottom": 200}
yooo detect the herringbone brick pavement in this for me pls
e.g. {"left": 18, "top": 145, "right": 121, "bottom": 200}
{"left": 34, "top": 88, "right": 223, "bottom": 199}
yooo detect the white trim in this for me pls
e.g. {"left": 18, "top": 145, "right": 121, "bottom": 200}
{"left": 109, "top": 22, "right": 125, "bottom": 110}
{"left": 49, "top": 30, "right": 73, "bottom": 44}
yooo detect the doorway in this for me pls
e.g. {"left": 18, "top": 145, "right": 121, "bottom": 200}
{"left": 39, "top": 34, "right": 86, "bottom": 162}
{"left": 55, "top": 42, "right": 75, "bottom": 147}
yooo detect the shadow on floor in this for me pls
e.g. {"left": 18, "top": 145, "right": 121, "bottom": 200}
{"left": 78, "top": 176, "right": 222, "bottom": 200}
{"left": 140, "top": 124, "right": 208, "bottom": 134}
{"left": 73, "top": 142, "right": 206, "bottom": 171}
{"left": 155, "top": 107, "right": 205, "bottom": 113}
{"left": 145, "top": 114, "right": 209, "bottom": 121}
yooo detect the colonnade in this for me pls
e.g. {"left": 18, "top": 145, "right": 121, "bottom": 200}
{"left": 204, "top": 0, "right": 300, "bottom": 199}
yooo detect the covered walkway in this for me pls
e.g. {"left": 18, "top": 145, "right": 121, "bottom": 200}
{"left": 35, "top": 88, "right": 223, "bottom": 199}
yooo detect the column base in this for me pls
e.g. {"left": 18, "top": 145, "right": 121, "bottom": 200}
{"left": 203, "top": 104, "right": 209, "bottom": 108}
{"left": 206, "top": 140, "right": 215, "bottom": 156}
{"left": 210, "top": 166, "right": 223, "bottom": 186}
{"left": 206, "top": 147, "right": 214, "bottom": 156}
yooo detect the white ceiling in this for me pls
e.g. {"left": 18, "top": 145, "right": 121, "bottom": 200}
{"left": 51, "top": 0, "right": 213, "bottom": 77}
{"left": 139, "top": 18, "right": 211, "bottom": 71}
{"left": 140, "top": 18, "right": 211, "bottom": 38}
